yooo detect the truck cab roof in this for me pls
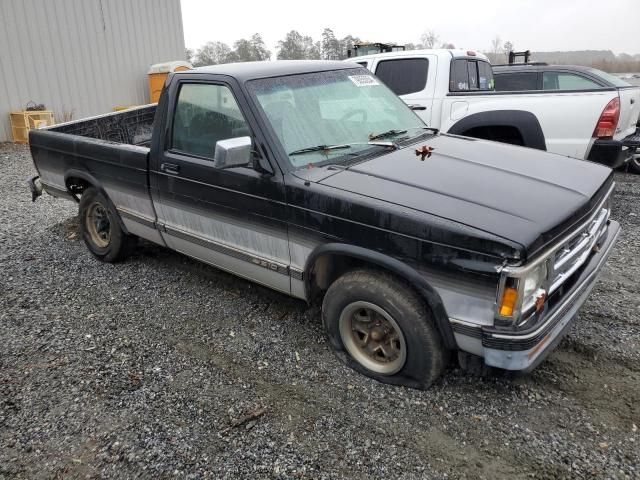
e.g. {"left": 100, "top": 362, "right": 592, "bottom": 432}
{"left": 351, "top": 48, "right": 489, "bottom": 62}
{"left": 185, "top": 60, "right": 355, "bottom": 81}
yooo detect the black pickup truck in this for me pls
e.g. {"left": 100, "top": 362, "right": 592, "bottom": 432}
{"left": 29, "top": 61, "right": 620, "bottom": 389}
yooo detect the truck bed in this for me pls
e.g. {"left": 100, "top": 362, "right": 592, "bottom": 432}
{"left": 48, "top": 104, "right": 156, "bottom": 147}
{"left": 29, "top": 105, "right": 159, "bottom": 243}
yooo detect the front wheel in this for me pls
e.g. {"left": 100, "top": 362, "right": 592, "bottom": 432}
{"left": 322, "top": 270, "right": 447, "bottom": 389}
{"left": 79, "top": 187, "right": 136, "bottom": 262}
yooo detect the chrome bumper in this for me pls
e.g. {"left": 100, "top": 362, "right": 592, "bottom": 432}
{"left": 482, "top": 220, "right": 620, "bottom": 371}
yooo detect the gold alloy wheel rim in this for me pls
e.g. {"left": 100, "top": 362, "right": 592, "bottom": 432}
{"left": 338, "top": 301, "right": 407, "bottom": 375}
{"left": 86, "top": 202, "right": 111, "bottom": 249}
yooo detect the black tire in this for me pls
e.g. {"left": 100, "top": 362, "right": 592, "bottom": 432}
{"left": 79, "top": 187, "right": 136, "bottom": 262}
{"left": 322, "top": 269, "right": 447, "bottom": 389}
{"left": 629, "top": 153, "right": 640, "bottom": 174}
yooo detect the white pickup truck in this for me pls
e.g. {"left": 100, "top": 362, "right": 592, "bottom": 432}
{"left": 352, "top": 49, "right": 640, "bottom": 168}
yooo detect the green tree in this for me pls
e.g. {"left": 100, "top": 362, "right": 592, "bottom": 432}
{"left": 233, "top": 33, "right": 271, "bottom": 62}
{"left": 193, "top": 41, "right": 234, "bottom": 66}
{"left": 338, "top": 35, "right": 360, "bottom": 59}
{"left": 185, "top": 47, "right": 194, "bottom": 64}
{"left": 321, "top": 28, "right": 341, "bottom": 60}
{"left": 277, "top": 30, "right": 320, "bottom": 60}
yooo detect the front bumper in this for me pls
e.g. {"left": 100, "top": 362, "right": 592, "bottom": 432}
{"left": 481, "top": 219, "right": 620, "bottom": 371}
{"left": 587, "top": 129, "right": 640, "bottom": 169}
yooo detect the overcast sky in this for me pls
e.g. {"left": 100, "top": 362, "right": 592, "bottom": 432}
{"left": 181, "top": 0, "right": 639, "bottom": 56}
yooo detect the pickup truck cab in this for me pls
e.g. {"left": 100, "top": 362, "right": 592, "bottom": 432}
{"left": 353, "top": 49, "right": 640, "bottom": 169}
{"left": 29, "top": 61, "right": 620, "bottom": 389}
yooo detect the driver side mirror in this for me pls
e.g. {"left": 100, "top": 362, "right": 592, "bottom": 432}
{"left": 213, "top": 136, "right": 252, "bottom": 169}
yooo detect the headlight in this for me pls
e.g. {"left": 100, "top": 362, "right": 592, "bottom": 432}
{"left": 521, "top": 263, "right": 547, "bottom": 311}
{"left": 497, "top": 262, "right": 548, "bottom": 322}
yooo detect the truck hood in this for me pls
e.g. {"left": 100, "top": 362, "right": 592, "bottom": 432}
{"left": 316, "top": 134, "right": 613, "bottom": 258}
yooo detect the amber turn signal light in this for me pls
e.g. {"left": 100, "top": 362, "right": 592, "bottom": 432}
{"left": 499, "top": 287, "right": 518, "bottom": 317}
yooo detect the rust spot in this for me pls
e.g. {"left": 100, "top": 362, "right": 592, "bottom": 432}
{"left": 535, "top": 292, "right": 546, "bottom": 313}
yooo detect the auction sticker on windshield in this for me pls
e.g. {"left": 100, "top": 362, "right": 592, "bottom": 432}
{"left": 348, "top": 75, "right": 380, "bottom": 87}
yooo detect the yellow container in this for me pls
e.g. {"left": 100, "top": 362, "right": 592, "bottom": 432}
{"left": 148, "top": 61, "right": 192, "bottom": 103}
{"left": 10, "top": 110, "right": 55, "bottom": 143}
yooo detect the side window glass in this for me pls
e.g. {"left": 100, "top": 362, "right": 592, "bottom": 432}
{"left": 468, "top": 61, "right": 479, "bottom": 89}
{"left": 494, "top": 72, "right": 538, "bottom": 91}
{"left": 375, "top": 58, "right": 429, "bottom": 95}
{"left": 171, "top": 84, "right": 250, "bottom": 160}
{"left": 450, "top": 59, "right": 469, "bottom": 91}
{"left": 477, "top": 61, "right": 495, "bottom": 90}
{"left": 543, "top": 72, "right": 601, "bottom": 90}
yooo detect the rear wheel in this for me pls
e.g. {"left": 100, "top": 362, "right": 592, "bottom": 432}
{"left": 629, "top": 151, "right": 640, "bottom": 174}
{"left": 322, "top": 269, "right": 447, "bottom": 389}
{"left": 79, "top": 187, "right": 136, "bottom": 262}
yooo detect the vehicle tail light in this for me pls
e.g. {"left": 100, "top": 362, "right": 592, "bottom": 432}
{"left": 499, "top": 287, "right": 518, "bottom": 317}
{"left": 593, "top": 97, "right": 620, "bottom": 138}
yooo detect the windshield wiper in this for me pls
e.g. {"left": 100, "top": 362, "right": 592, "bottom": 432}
{"left": 368, "top": 129, "right": 408, "bottom": 141}
{"left": 288, "top": 144, "right": 351, "bottom": 156}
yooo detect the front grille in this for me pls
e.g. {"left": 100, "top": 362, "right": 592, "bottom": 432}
{"left": 549, "top": 206, "right": 610, "bottom": 294}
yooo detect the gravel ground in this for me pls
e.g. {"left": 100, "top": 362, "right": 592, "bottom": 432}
{"left": 1, "top": 142, "right": 638, "bottom": 479}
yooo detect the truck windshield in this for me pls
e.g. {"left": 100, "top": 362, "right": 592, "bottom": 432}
{"left": 247, "top": 68, "right": 425, "bottom": 168}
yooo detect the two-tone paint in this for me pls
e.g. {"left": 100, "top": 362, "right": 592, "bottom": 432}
{"left": 29, "top": 61, "right": 620, "bottom": 370}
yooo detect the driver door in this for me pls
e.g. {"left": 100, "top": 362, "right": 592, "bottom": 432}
{"left": 151, "top": 80, "right": 292, "bottom": 294}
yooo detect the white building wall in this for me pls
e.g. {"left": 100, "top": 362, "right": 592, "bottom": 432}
{"left": 0, "top": 0, "right": 185, "bottom": 141}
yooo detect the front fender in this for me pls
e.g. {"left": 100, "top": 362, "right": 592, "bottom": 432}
{"left": 304, "top": 243, "right": 457, "bottom": 350}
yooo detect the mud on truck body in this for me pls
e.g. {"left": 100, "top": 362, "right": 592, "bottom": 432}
{"left": 29, "top": 61, "right": 620, "bottom": 388}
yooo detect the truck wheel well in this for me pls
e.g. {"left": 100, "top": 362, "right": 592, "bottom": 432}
{"left": 308, "top": 253, "right": 365, "bottom": 302}
{"left": 448, "top": 110, "right": 546, "bottom": 151}
{"left": 65, "top": 176, "right": 92, "bottom": 200}
{"left": 309, "top": 253, "right": 431, "bottom": 316}
{"left": 308, "top": 251, "right": 457, "bottom": 350}
{"left": 462, "top": 125, "right": 524, "bottom": 146}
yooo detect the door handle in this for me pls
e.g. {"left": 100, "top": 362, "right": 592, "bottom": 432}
{"left": 408, "top": 104, "right": 427, "bottom": 111}
{"left": 161, "top": 163, "right": 180, "bottom": 175}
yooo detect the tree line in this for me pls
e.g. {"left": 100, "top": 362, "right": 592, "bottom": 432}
{"left": 185, "top": 28, "right": 459, "bottom": 66}
{"left": 186, "top": 29, "right": 640, "bottom": 73}
{"left": 185, "top": 29, "right": 362, "bottom": 65}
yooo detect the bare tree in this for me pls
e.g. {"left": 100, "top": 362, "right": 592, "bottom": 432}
{"left": 503, "top": 40, "right": 514, "bottom": 62}
{"left": 418, "top": 30, "right": 439, "bottom": 49}
{"left": 490, "top": 36, "right": 502, "bottom": 55}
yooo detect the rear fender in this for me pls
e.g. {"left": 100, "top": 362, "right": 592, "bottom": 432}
{"left": 448, "top": 110, "right": 547, "bottom": 151}
{"left": 63, "top": 169, "right": 130, "bottom": 235}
